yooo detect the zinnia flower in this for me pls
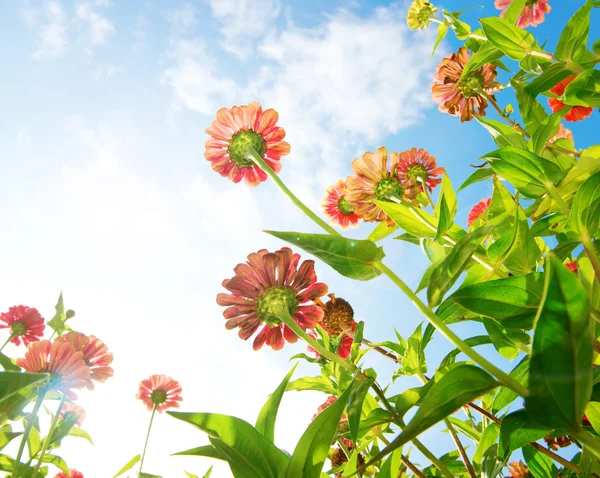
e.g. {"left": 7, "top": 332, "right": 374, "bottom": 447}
{"left": 309, "top": 295, "right": 356, "bottom": 359}
{"left": 137, "top": 374, "right": 183, "bottom": 413}
{"left": 322, "top": 180, "right": 361, "bottom": 230}
{"left": 432, "top": 47, "right": 499, "bottom": 122}
{"left": 548, "top": 76, "right": 594, "bottom": 122}
{"left": 467, "top": 198, "right": 491, "bottom": 227}
{"left": 345, "top": 147, "right": 417, "bottom": 223}
{"left": 16, "top": 340, "right": 90, "bottom": 399}
{"left": 396, "top": 148, "right": 444, "bottom": 192}
{"left": 406, "top": 0, "right": 438, "bottom": 31}
{"left": 55, "top": 332, "right": 113, "bottom": 389}
{"left": 55, "top": 471, "right": 84, "bottom": 478}
{"left": 495, "top": 0, "right": 551, "bottom": 28}
{"left": 508, "top": 461, "right": 531, "bottom": 478}
{"left": 217, "top": 248, "right": 328, "bottom": 351}
{"left": 60, "top": 402, "right": 86, "bottom": 427}
{"left": 0, "top": 305, "right": 45, "bottom": 347}
{"left": 550, "top": 123, "right": 574, "bottom": 144}
{"left": 205, "top": 102, "right": 291, "bottom": 186}
{"left": 565, "top": 261, "right": 578, "bottom": 273}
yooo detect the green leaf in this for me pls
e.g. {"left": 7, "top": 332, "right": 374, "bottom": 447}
{"left": 0, "top": 353, "right": 20, "bottom": 372}
{"left": 346, "top": 373, "right": 374, "bottom": 443}
{"left": 564, "top": 69, "right": 600, "bottom": 108}
{"left": 42, "top": 454, "right": 69, "bottom": 473}
{"left": 434, "top": 175, "right": 457, "bottom": 242}
{"left": 529, "top": 110, "right": 568, "bottom": 156}
{"left": 525, "top": 63, "right": 573, "bottom": 98}
{"left": 185, "top": 471, "right": 200, "bottom": 478}
{"left": 0, "top": 430, "right": 22, "bottom": 452}
{"left": 400, "top": 324, "right": 427, "bottom": 376}
{"left": 377, "top": 200, "right": 438, "bottom": 239}
{"left": 460, "top": 42, "right": 504, "bottom": 81}
{"left": 265, "top": 231, "right": 383, "bottom": 281}
{"left": 47, "top": 292, "right": 72, "bottom": 336}
{"left": 555, "top": 0, "right": 595, "bottom": 62}
{"left": 585, "top": 402, "right": 600, "bottom": 436}
{"left": 49, "top": 409, "right": 80, "bottom": 448}
{"left": 480, "top": 17, "right": 536, "bottom": 60}
{"left": 173, "top": 445, "right": 224, "bottom": 460}
{"left": 68, "top": 427, "right": 94, "bottom": 445}
{"left": 203, "top": 467, "right": 214, "bottom": 478}
{"left": 447, "top": 416, "right": 481, "bottom": 442}
{"left": 568, "top": 171, "right": 600, "bottom": 239}
{"left": 503, "top": 0, "right": 527, "bottom": 24}
{"left": 498, "top": 409, "right": 551, "bottom": 459}
{"left": 458, "top": 168, "right": 494, "bottom": 193}
{"left": 482, "top": 146, "right": 565, "bottom": 199}
{"left": 366, "top": 221, "right": 397, "bottom": 243}
{"left": 0, "top": 372, "right": 48, "bottom": 404}
{"left": 475, "top": 117, "right": 528, "bottom": 149}
{"left": 492, "top": 357, "right": 529, "bottom": 415}
{"left": 473, "top": 423, "right": 500, "bottom": 465}
{"left": 286, "top": 380, "right": 355, "bottom": 478}
{"left": 255, "top": 364, "right": 297, "bottom": 443}
{"left": 523, "top": 444, "right": 557, "bottom": 478}
{"left": 432, "top": 23, "right": 448, "bottom": 56}
{"left": 483, "top": 318, "right": 530, "bottom": 360}
{"left": 395, "top": 386, "right": 426, "bottom": 419}
{"left": 525, "top": 254, "right": 593, "bottom": 430}
{"left": 113, "top": 454, "right": 141, "bottom": 477}
{"left": 512, "top": 79, "right": 549, "bottom": 133}
{"left": 439, "top": 336, "right": 491, "bottom": 367}
{"left": 443, "top": 10, "right": 471, "bottom": 40}
{"left": 287, "top": 376, "right": 336, "bottom": 395}
{"left": 168, "top": 413, "right": 290, "bottom": 477}
{"left": 378, "top": 449, "right": 403, "bottom": 478}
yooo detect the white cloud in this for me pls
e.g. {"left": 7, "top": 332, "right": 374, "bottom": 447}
{"left": 76, "top": 1, "right": 116, "bottom": 50}
{"left": 92, "top": 63, "right": 120, "bottom": 80}
{"left": 31, "top": 1, "right": 68, "bottom": 60}
{"left": 206, "top": 0, "right": 281, "bottom": 57}
{"left": 167, "top": 4, "right": 197, "bottom": 31}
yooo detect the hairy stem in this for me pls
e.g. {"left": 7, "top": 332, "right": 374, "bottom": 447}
{"left": 31, "top": 394, "right": 66, "bottom": 478}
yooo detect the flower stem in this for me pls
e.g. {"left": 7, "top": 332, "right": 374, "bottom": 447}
{"left": 374, "top": 261, "right": 529, "bottom": 397}
{"left": 245, "top": 146, "right": 340, "bottom": 236}
{"left": 0, "top": 333, "right": 15, "bottom": 354}
{"left": 13, "top": 388, "right": 47, "bottom": 477}
{"left": 140, "top": 405, "right": 157, "bottom": 474}
{"left": 31, "top": 394, "right": 66, "bottom": 478}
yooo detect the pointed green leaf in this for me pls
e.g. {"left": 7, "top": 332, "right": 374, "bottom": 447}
{"left": 564, "top": 69, "right": 600, "bottom": 108}
{"left": 523, "top": 444, "right": 557, "bottom": 478}
{"left": 492, "top": 357, "right": 529, "bottom": 415}
{"left": 173, "top": 445, "right": 224, "bottom": 460}
{"left": 483, "top": 318, "right": 530, "bottom": 360}
{"left": 287, "top": 376, "right": 336, "bottom": 395}
{"left": 0, "top": 372, "right": 48, "bottom": 404}
{"left": 499, "top": 409, "right": 551, "bottom": 459}
{"left": 346, "top": 373, "right": 374, "bottom": 443}
{"left": 529, "top": 110, "right": 568, "bottom": 156}
{"left": 480, "top": 17, "right": 536, "bottom": 60}
{"left": 555, "top": 0, "right": 595, "bottom": 62}
{"left": 460, "top": 42, "right": 503, "bottom": 81}
{"left": 366, "top": 221, "right": 397, "bottom": 243}
{"left": 475, "top": 117, "right": 528, "bottom": 149}
{"left": 458, "top": 168, "right": 494, "bottom": 193}
{"left": 568, "top": 171, "right": 600, "bottom": 239}
{"left": 113, "top": 454, "right": 141, "bottom": 477}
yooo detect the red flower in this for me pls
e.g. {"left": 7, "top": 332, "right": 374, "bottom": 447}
{"left": 322, "top": 180, "right": 361, "bottom": 230}
{"left": 550, "top": 123, "right": 574, "bottom": 145}
{"left": 495, "top": 0, "right": 551, "bottom": 28}
{"left": 16, "top": 340, "right": 90, "bottom": 399}
{"left": 396, "top": 148, "right": 444, "bottom": 192}
{"left": 467, "top": 198, "right": 491, "bottom": 227}
{"left": 60, "top": 402, "right": 86, "bottom": 427}
{"left": 205, "top": 102, "right": 291, "bottom": 186}
{"left": 549, "top": 76, "right": 593, "bottom": 122}
{"left": 55, "top": 332, "right": 113, "bottom": 389}
{"left": 137, "top": 374, "right": 183, "bottom": 413}
{"left": 0, "top": 305, "right": 45, "bottom": 347}
{"left": 308, "top": 331, "right": 354, "bottom": 360}
{"left": 565, "top": 261, "right": 578, "bottom": 273}
{"left": 312, "top": 396, "right": 348, "bottom": 424}
{"left": 55, "top": 470, "right": 84, "bottom": 478}
{"left": 217, "top": 248, "right": 328, "bottom": 351}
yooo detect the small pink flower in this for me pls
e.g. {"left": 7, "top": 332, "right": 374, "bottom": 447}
{"left": 550, "top": 123, "right": 574, "bottom": 145}
{"left": 0, "top": 305, "right": 45, "bottom": 347}
{"left": 396, "top": 148, "right": 444, "bottom": 192}
{"left": 322, "top": 180, "right": 361, "bottom": 230}
{"left": 60, "top": 402, "right": 86, "bottom": 427}
{"left": 467, "top": 199, "right": 491, "bottom": 227}
{"left": 549, "top": 76, "right": 593, "bottom": 123}
{"left": 205, "top": 102, "right": 291, "bottom": 186}
{"left": 495, "top": 0, "right": 551, "bottom": 28}
{"left": 55, "top": 471, "right": 84, "bottom": 478}
{"left": 565, "top": 261, "right": 578, "bottom": 273}
{"left": 137, "top": 374, "right": 183, "bottom": 413}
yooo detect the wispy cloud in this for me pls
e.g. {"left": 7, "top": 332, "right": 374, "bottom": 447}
{"left": 76, "top": 1, "right": 116, "bottom": 54}
{"left": 30, "top": 1, "right": 68, "bottom": 60}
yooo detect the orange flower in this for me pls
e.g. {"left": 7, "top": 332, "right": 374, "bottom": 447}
{"left": 55, "top": 332, "right": 113, "bottom": 389}
{"left": 549, "top": 76, "right": 593, "bottom": 122}
{"left": 55, "top": 471, "right": 84, "bottom": 478}
{"left": 550, "top": 123, "right": 574, "bottom": 145}
{"left": 16, "top": 340, "right": 90, "bottom": 399}
{"left": 60, "top": 402, "right": 86, "bottom": 427}
{"left": 508, "top": 461, "right": 531, "bottom": 478}
{"left": 322, "top": 180, "right": 361, "bottom": 230}
{"left": 0, "top": 305, "right": 45, "bottom": 347}
{"left": 495, "top": 0, "right": 551, "bottom": 28}
{"left": 137, "top": 374, "right": 183, "bottom": 413}
{"left": 467, "top": 198, "right": 491, "bottom": 227}
{"left": 205, "top": 102, "right": 291, "bottom": 186}
{"left": 396, "top": 148, "right": 444, "bottom": 192}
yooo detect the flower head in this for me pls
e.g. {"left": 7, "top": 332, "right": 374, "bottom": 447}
{"left": 137, "top": 374, "right": 183, "bottom": 413}
{"left": 312, "top": 396, "right": 348, "bottom": 425}
{"left": 565, "top": 260, "right": 578, "bottom": 273}
{"left": 548, "top": 76, "right": 593, "bottom": 122}
{"left": 205, "top": 102, "right": 291, "bottom": 186}
{"left": 495, "top": 0, "right": 551, "bottom": 28}
{"left": 55, "top": 332, "right": 113, "bottom": 389}
{"left": 550, "top": 123, "right": 574, "bottom": 145}
{"left": 467, "top": 198, "right": 491, "bottom": 227}
{"left": 396, "top": 148, "right": 444, "bottom": 192}
{"left": 407, "top": 0, "right": 438, "bottom": 30}
{"left": 55, "top": 470, "right": 84, "bottom": 478}
{"left": 16, "top": 340, "right": 90, "bottom": 399}
{"left": 0, "top": 305, "right": 45, "bottom": 347}
{"left": 60, "top": 402, "right": 86, "bottom": 427}
{"left": 309, "top": 295, "right": 357, "bottom": 359}
{"left": 345, "top": 147, "right": 417, "bottom": 223}
{"left": 217, "top": 248, "right": 329, "bottom": 351}
{"left": 544, "top": 435, "right": 572, "bottom": 450}
{"left": 322, "top": 180, "right": 361, "bottom": 230}
{"left": 432, "top": 47, "right": 499, "bottom": 122}
{"left": 508, "top": 461, "right": 531, "bottom": 478}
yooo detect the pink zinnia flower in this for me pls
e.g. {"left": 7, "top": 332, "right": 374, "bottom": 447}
{"left": 432, "top": 47, "right": 499, "bottom": 122}
{"left": 55, "top": 470, "right": 84, "bottom": 478}
{"left": 0, "top": 305, "right": 45, "bottom": 347}
{"left": 322, "top": 180, "right": 361, "bottom": 230}
{"left": 308, "top": 330, "right": 354, "bottom": 360}
{"left": 217, "top": 247, "right": 329, "bottom": 351}
{"left": 60, "top": 402, "right": 86, "bottom": 427}
{"left": 205, "top": 102, "right": 291, "bottom": 186}
{"left": 55, "top": 332, "right": 113, "bottom": 389}
{"left": 495, "top": 0, "right": 551, "bottom": 28}
{"left": 16, "top": 340, "right": 90, "bottom": 399}
{"left": 467, "top": 198, "right": 491, "bottom": 227}
{"left": 137, "top": 374, "right": 183, "bottom": 413}
{"left": 565, "top": 261, "right": 578, "bottom": 273}
{"left": 550, "top": 123, "right": 574, "bottom": 145}
{"left": 549, "top": 76, "right": 593, "bottom": 123}
{"left": 396, "top": 148, "right": 444, "bottom": 192}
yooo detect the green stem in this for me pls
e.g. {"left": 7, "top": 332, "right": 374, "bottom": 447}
{"left": 13, "top": 388, "right": 46, "bottom": 477}
{"left": 375, "top": 261, "right": 529, "bottom": 397}
{"left": 31, "top": 394, "right": 66, "bottom": 478}
{"left": 140, "top": 405, "right": 157, "bottom": 474}
{"left": 582, "top": 234, "right": 600, "bottom": 284}
{"left": 0, "top": 333, "right": 15, "bottom": 354}
{"left": 529, "top": 50, "right": 554, "bottom": 61}
{"left": 245, "top": 146, "right": 340, "bottom": 236}
{"left": 547, "top": 142, "right": 581, "bottom": 158}
{"left": 468, "top": 33, "right": 487, "bottom": 41}
{"left": 545, "top": 183, "right": 570, "bottom": 217}
{"left": 412, "top": 437, "right": 454, "bottom": 478}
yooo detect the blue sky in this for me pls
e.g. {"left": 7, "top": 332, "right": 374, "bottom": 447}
{"left": 0, "top": 0, "right": 598, "bottom": 476}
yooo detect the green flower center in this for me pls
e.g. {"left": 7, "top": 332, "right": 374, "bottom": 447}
{"left": 406, "top": 164, "right": 429, "bottom": 182}
{"left": 375, "top": 178, "right": 404, "bottom": 201}
{"left": 525, "top": 0, "right": 538, "bottom": 6}
{"left": 256, "top": 287, "right": 299, "bottom": 326}
{"left": 460, "top": 73, "right": 485, "bottom": 98}
{"left": 11, "top": 321, "right": 27, "bottom": 337}
{"left": 337, "top": 196, "right": 355, "bottom": 215}
{"left": 228, "top": 130, "right": 266, "bottom": 168}
{"left": 417, "top": 6, "right": 435, "bottom": 24}
{"left": 150, "top": 389, "right": 168, "bottom": 405}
